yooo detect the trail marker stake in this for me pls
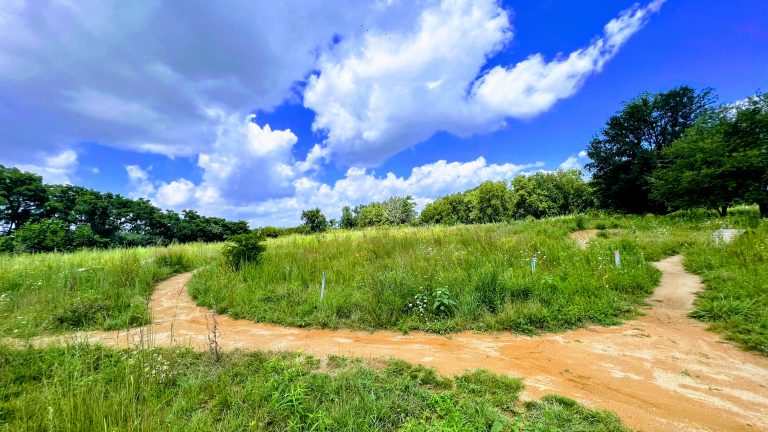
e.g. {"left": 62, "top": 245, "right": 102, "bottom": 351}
{"left": 320, "top": 271, "right": 326, "bottom": 301}
{"left": 614, "top": 250, "right": 620, "bottom": 267}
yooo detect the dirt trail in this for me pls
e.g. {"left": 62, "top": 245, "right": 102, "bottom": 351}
{"left": 30, "top": 236, "right": 768, "bottom": 431}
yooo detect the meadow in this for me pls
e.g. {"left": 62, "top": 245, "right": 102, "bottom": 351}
{"left": 190, "top": 213, "right": 721, "bottom": 335}
{"left": 0, "top": 344, "right": 628, "bottom": 431}
{"left": 0, "top": 243, "right": 219, "bottom": 338}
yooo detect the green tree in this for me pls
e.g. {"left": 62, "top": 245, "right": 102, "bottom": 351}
{"left": 419, "top": 193, "right": 471, "bottom": 225}
{"left": 301, "top": 208, "right": 329, "bottom": 232}
{"left": 511, "top": 170, "right": 595, "bottom": 219}
{"left": 383, "top": 196, "right": 417, "bottom": 225}
{"left": 468, "top": 181, "right": 512, "bottom": 223}
{"left": 652, "top": 93, "right": 768, "bottom": 216}
{"left": 14, "top": 220, "right": 71, "bottom": 252}
{"left": 339, "top": 206, "right": 358, "bottom": 229}
{"left": 586, "top": 86, "right": 715, "bottom": 213}
{"left": 0, "top": 166, "right": 48, "bottom": 234}
{"left": 357, "top": 203, "right": 388, "bottom": 227}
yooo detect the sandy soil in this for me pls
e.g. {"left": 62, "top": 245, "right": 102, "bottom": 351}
{"left": 27, "top": 233, "right": 768, "bottom": 432}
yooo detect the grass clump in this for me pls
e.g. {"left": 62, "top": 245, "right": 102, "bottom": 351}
{"left": 0, "top": 243, "right": 218, "bottom": 337}
{"left": 0, "top": 344, "right": 629, "bottom": 431}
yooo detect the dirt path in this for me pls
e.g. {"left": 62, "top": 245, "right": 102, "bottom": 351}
{"left": 31, "top": 253, "right": 768, "bottom": 431}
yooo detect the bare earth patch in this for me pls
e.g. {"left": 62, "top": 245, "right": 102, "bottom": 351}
{"left": 25, "top": 243, "right": 768, "bottom": 431}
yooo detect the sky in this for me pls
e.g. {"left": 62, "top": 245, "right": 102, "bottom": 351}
{"left": 1, "top": 0, "right": 766, "bottom": 227}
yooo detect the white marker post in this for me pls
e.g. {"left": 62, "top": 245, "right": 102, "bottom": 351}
{"left": 531, "top": 257, "right": 537, "bottom": 273}
{"left": 320, "top": 271, "right": 326, "bottom": 301}
{"left": 614, "top": 250, "right": 620, "bottom": 267}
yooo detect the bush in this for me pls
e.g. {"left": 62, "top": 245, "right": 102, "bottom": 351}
{"left": 222, "top": 231, "right": 267, "bottom": 270}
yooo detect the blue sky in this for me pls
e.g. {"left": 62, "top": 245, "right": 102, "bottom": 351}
{"left": 1, "top": 0, "right": 766, "bottom": 226}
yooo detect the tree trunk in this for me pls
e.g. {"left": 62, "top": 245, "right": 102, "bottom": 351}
{"left": 719, "top": 206, "right": 728, "bottom": 217}
{"left": 760, "top": 201, "right": 768, "bottom": 219}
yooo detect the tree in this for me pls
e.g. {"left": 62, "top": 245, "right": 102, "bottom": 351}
{"left": 419, "top": 193, "right": 471, "bottom": 225}
{"left": 382, "top": 196, "right": 416, "bottom": 225}
{"left": 339, "top": 206, "right": 358, "bottom": 229}
{"left": 586, "top": 86, "right": 715, "bottom": 213}
{"left": 357, "top": 203, "right": 388, "bottom": 227}
{"left": 652, "top": 93, "right": 768, "bottom": 216}
{"left": 468, "top": 181, "right": 512, "bottom": 223}
{"left": 0, "top": 166, "right": 48, "bottom": 234}
{"left": 14, "top": 220, "right": 70, "bottom": 252}
{"left": 301, "top": 208, "right": 329, "bottom": 232}
{"left": 511, "top": 170, "right": 595, "bottom": 219}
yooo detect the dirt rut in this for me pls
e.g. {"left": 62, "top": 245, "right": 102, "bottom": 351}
{"left": 34, "top": 256, "right": 768, "bottom": 431}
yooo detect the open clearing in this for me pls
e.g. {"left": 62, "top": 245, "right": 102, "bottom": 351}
{"left": 29, "top": 250, "right": 768, "bottom": 431}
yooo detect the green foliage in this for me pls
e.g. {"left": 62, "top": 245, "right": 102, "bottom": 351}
{"left": 586, "top": 86, "right": 715, "bottom": 213}
{"left": 511, "top": 170, "right": 596, "bottom": 219}
{"left": 301, "top": 208, "right": 329, "bottom": 233}
{"left": 419, "top": 192, "right": 471, "bottom": 225}
{"left": 339, "top": 206, "right": 357, "bottom": 228}
{"left": 0, "top": 346, "right": 629, "bottom": 431}
{"left": 13, "top": 219, "right": 71, "bottom": 252}
{"left": 652, "top": 93, "right": 768, "bottom": 216}
{"left": 222, "top": 231, "right": 267, "bottom": 270}
{"left": 357, "top": 202, "right": 388, "bottom": 227}
{"left": 0, "top": 165, "right": 48, "bottom": 234}
{"left": 468, "top": 181, "right": 512, "bottom": 223}
{"left": 0, "top": 167, "right": 249, "bottom": 253}
{"left": 0, "top": 243, "right": 218, "bottom": 336}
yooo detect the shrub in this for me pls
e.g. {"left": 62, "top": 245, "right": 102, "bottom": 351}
{"left": 222, "top": 231, "right": 267, "bottom": 270}
{"left": 54, "top": 295, "right": 110, "bottom": 328}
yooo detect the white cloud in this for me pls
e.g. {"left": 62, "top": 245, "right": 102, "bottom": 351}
{"left": 125, "top": 165, "right": 156, "bottom": 198}
{"left": 196, "top": 114, "right": 324, "bottom": 204}
{"left": 16, "top": 149, "right": 78, "bottom": 184}
{"left": 559, "top": 150, "right": 589, "bottom": 171}
{"left": 155, "top": 179, "right": 196, "bottom": 208}
{"left": 0, "top": 0, "right": 389, "bottom": 160}
{"left": 305, "top": 0, "right": 664, "bottom": 165}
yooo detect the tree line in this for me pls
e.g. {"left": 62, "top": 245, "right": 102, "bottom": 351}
{"left": 0, "top": 168, "right": 249, "bottom": 253}
{"left": 298, "top": 85, "right": 767, "bottom": 233}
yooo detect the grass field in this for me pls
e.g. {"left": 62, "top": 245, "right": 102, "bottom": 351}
{"left": 0, "top": 344, "right": 628, "bottom": 431}
{"left": 190, "top": 213, "right": 715, "bottom": 335}
{"left": 0, "top": 243, "right": 219, "bottom": 338}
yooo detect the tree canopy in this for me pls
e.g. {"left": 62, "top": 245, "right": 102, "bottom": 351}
{"left": 586, "top": 86, "right": 715, "bottom": 213}
{"left": 0, "top": 166, "right": 249, "bottom": 252}
{"left": 652, "top": 93, "right": 768, "bottom": 216}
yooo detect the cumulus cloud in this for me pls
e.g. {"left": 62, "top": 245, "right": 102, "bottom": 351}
{"left": 305, "top": 0, "right": 665, "bottom": 165}
{"left": 16, "top": 149, "right": 79, "bottom": 184}
{"left": 0, "top": 0, "right": 386, "bottom": 161}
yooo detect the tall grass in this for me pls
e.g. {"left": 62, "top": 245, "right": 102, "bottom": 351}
{"left": 685, "top": 222, "right": 768, "bottom": 354}
{"left": 0, "top": 243, "right": 219, "bottom": 337}
{"left": 191, "top": 221, "right": 665, "bottom": 334}
{"left": 0, "top": 344, "right": 629, "bottom": 431}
